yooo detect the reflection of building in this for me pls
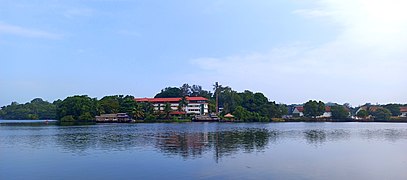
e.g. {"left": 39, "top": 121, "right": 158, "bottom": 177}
{"left": 95, "top": 113, "right": 130, "bottom": 122}
{"left": 135, "top": 97, "right": 209, "bottom": 115}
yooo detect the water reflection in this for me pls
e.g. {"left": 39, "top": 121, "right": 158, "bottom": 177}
{"left": 2, "top": 123, "right": 407, "bottom": 180}
{"left": 3, "top": 123, "right": 407, "bottom": 161}
{"left": 304, "top": 130, "right": 327, "bottom": 145}
{"left": 154, "top": 129, "right": 277, "bottom": 161}
{"left": 360, "top": 128, "right": 407, "bottom": 142}
{"left": 52, "top": 126, "right": 277, "bottom": 160}
{"left": 303, "top": 129, "right": 351, "bottom": 146}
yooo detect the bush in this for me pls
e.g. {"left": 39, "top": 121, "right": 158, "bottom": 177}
{"left": 60, "top": 115, "right": 75, "bottom": 122}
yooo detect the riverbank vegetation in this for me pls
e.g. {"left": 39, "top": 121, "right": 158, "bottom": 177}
{"left": 1, "top": 83, "right": 406, "bottom": 123}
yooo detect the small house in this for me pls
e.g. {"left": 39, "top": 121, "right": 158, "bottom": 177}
{"left": 96, "top": 113, "right": 131, "bottom": 122}
{"left": 400, "top": 107, "right": 407, "bottom": 117}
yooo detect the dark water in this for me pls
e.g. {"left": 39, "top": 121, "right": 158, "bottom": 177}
{"left": 1, "top": 122, "right": 407, "bottom": 180}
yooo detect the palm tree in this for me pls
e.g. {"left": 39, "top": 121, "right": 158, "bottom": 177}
{"left": 132, "top": 106, "right": 144, "bottom": 120}
{"left": 163, "top": 103, "right": 172, "bottom": 119}
{"left": 213, "top": 82, "right": 220, "bottom": 114}
{"left": 179, "top": 96, "right": 189, "bottom": 112}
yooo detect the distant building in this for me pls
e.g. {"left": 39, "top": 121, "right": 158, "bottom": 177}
{"left": 400, "top": 107, "right": 407, "bottom": 117}
{"left": 135, "top": 97, "right": 209, "bottom": 115}
{"left": 292, "top": 106, "right": 304, "bottom": 117}
{"left": 291, "top": 106, "right": 332, "bottom": 118}
{"left": 95, "top": 113, "right": 130, "bottom": 122}
{"left": 317, "top": 106, "right": 332, "bottom": 118}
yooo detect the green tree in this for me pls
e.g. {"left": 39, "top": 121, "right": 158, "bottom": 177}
{"left": 356, "top": 109, "right": 369, "bottom": 118}
{"left": 0, "top": 98, "right": 56, "bottom": 120}
{"left": 383, "top": 104, "right": 401, "bottom": 116}
{"left": 233, "top": 106, "right": 251, "bottom": 121}
{"left": 163, "top": 103, "right": 172, "bottom": 119}
{"left": 99, "top": 96, "right": 120, "bottom": 114}
{"left": 0, "top": 109, "right": 5, "bottom": 118}
{"left": 331, "top": 105, "right": 349, "bottom": 119}
{"left": 180, "top": 83, "right": 191, "bottom": 97}
{"left": 78, "top": 112, "right": 93, "bottom": 121}
{"left": 372, "top": 108, "right": 391, "bottom": 121}
{"left": 304, "top": 100, "right": 325, "bottom": 118}
{"left": 57, "top": 95, "right": 98, "bottom": 121}
{"left": 60, "top": 115, "right": 75, "bottom": 122}
{"left": 155, "top": 87, "right": 182, "bottom": 98}
{"left": 178, "top": 96, "right": 188, "bottom": 112}
{"left": 119, "top": 95, "right": 138, "bottom": 118}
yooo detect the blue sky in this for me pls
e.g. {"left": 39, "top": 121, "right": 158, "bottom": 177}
{"left": 1, "top": 0, "right": 406, "bottom": 107}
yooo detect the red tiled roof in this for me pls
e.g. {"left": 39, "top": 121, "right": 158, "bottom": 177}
{"left": 295, "top": 106, "right": 304, "bottom": 112}
{"left": 295, "top": 106, "right": 331, "bottom": 112}
{"left": 135, "top": 96, "right": 208, "bottom": 103}
{"left": 169, "top": 111, "right": 186, "bottom": 115}
{"left": 400, "top": 107, "right": 407, "bottom": 112}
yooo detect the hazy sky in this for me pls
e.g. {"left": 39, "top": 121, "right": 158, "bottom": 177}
{"left": 1, "top": 0, "right": 406, "bottom": 107}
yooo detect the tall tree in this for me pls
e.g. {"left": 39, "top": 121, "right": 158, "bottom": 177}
{"left": 57, "top": 95, "right": 98, "bottom": 121}
{"left": 331, "top": 105, "right": 349, "bottom": 119}
{"left": 180, "top": 83, "right": 191, "bottom": 97}
{"left": 383, "top": 104, "right": 401, "bottom": 116}
{"left": 372, "top": 108, "right": 391, "bottom": 121}
{"left": 304, "top": 100, "right": 325, "bottom": 118}
{"left": 178, "top": 96, "right": 189, "bottom": 112}
{"left": 0, "top": 98, "right": 56, "bottom": 120}
{"left": 356, "top": 109, "right": 369, "bottom": 118}
{"left": 155, "top": 87, "right": 183, "bottom": 98}
{"left": 213, "top": 82, "right": 220, "bottom": 114}
{"left": 163, "top": 103, "right": 172, "bottom": 119}
{"left": 99, "top": 96, "right": 120, "bottom": 114}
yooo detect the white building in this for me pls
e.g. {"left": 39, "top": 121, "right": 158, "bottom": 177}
{"left": 135, "top": 97, "right": 209, "bottom": 115}
{"left": 400, "top": 107, "right": 407, "bottom": 117}
{"left": 292, "top": 106, "right": 332, "bottom": 118}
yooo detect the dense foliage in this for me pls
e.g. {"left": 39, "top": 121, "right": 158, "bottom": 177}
{"left": 356, "top": 109, "right": 369, "bottom": 118}
{"left": 56, "top": 95, "right": 98, "bottom": 122}
{"left": 0, "top": 98, "right": 56, "bottom": 120}
{"left": 330, "top": 105, "right": 349, "bottom": 119}
{"left": 303, "top": 100, "right": 325, "bottom": 118}
{"left": 383, "top": 104, "right": 401, "bottom": 116}
{"left": 371, "top": 108, "right": 392, "bottom": 121}
{"left": 0, "top": 83, "right": 405, "bottom": 123}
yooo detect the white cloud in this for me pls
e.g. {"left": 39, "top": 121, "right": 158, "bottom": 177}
{"left": 0, "top": 22, "right": 63, "bottom": 39}
{"left": 189, "top": 0, "right": 407, "bottom": 105}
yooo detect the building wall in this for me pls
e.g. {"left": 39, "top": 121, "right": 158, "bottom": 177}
{"left": 151, "top": 102, "right": 208, "bottom": 115}
{"left": 186, "top": 103, "right": 209, "bottom": 115}
{"left": 317, "top": 112, "right": 332, "bottom": 118}
{"left": 292, "top": 108, "right": 304, "bottom": 117}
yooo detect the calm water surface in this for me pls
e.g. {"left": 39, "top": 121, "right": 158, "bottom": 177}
{"left": 1, "top": 122, "right": 407, "bottom": 180}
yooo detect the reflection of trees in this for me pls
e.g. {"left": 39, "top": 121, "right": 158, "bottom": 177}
{"left": 55, "top": 126, "right": 154, "bottom": 154}
{"left": 155, "top": 128, "right": 277, "bottom": 161}
{"left": 304, "top": 129, "right": 351, "bottom": 145}
{"left": 360, "top": 129, "right": 407, "bottom": 142}
{"left": 304, "top": 130, "right": 326, "bottom": 145}
{"left": 54, "top": 126, "right": 277, "bottom": 160}
{"left": 56, "top": 131, "right": 94, "bottom": 154}
{"left": 155, "top": 132, "right": 210, "bottom": 158}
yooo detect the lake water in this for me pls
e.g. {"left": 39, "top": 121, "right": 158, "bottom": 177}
{"left": 1, "top": 122, "right": 407, "bottom": 180}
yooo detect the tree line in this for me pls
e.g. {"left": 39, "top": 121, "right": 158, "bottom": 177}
{"left": 0, "top": 83, "right": 406, "bottom": 122}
